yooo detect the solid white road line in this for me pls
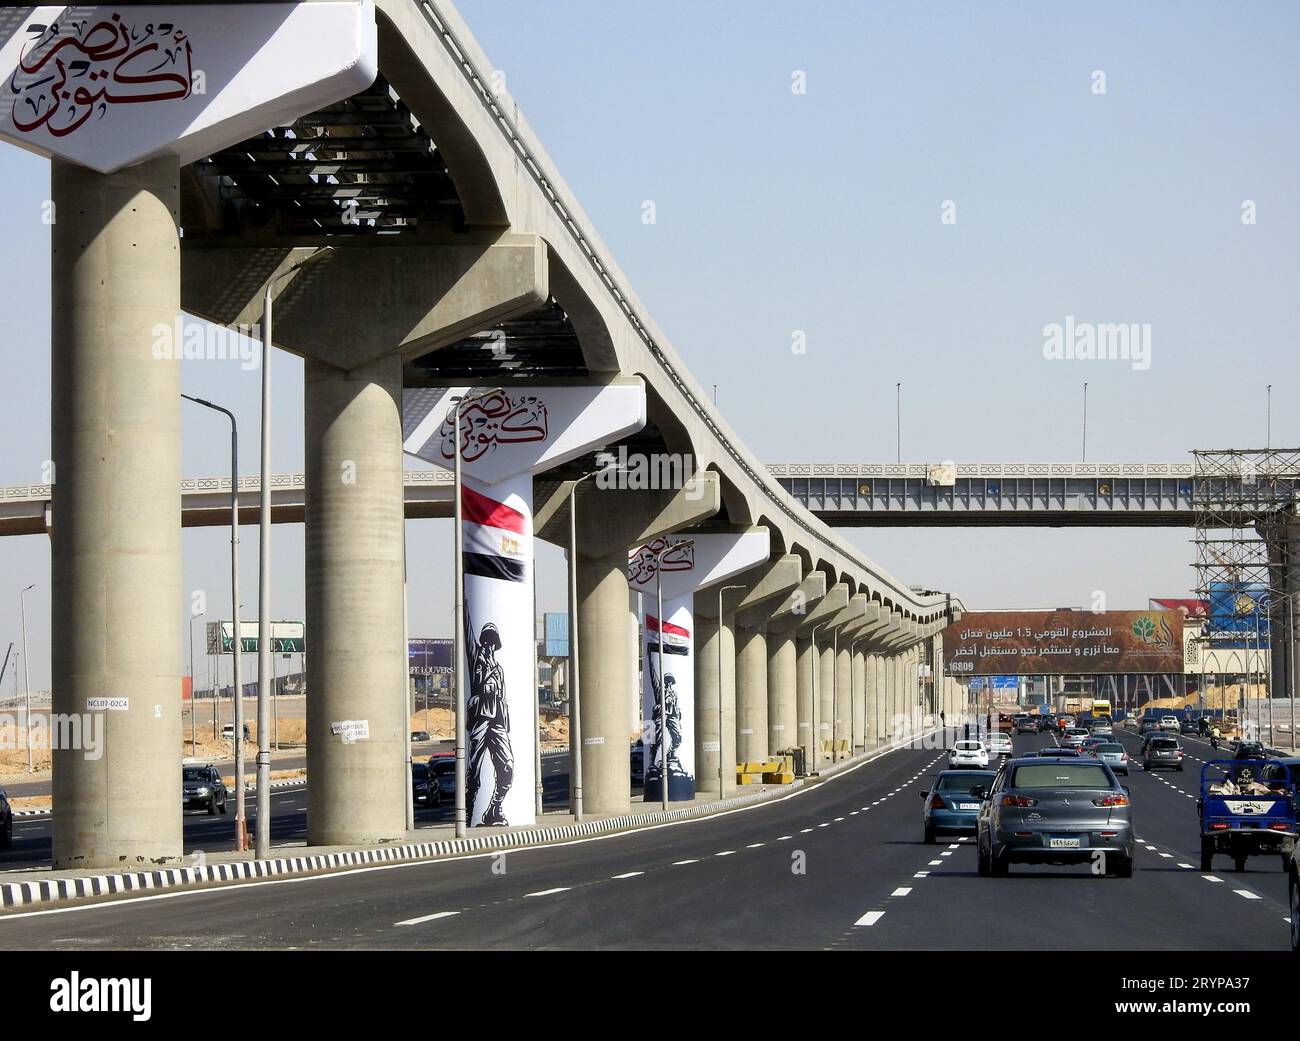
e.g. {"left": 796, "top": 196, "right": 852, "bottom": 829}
{"left": 395, "top": 911, "right": 460, "bottom": 927}
{"left": 854, "top": 910, "right": 886, "bottom": 927}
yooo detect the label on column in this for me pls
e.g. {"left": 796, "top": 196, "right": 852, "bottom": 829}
{"left": 641, "top": 592, "right": 695, "bottom": 802}
{"left": 461, "top": 472, "right": 535, "bottom": 827}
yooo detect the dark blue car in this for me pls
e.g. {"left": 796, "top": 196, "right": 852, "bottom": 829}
{"left": 922, "top": 769, "right": 997, "bottom": 843}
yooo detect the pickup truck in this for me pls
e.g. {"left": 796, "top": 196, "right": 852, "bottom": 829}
{"left": 1198, "top": 760, "right": 1297, "bottom": 873}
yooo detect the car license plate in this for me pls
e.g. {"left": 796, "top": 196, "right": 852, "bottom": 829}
{"left": 959, "top": 802, "right": 980, "bottom": 810}
{"left": 1049, "top": 837, "right": 1081, "bottom": 848}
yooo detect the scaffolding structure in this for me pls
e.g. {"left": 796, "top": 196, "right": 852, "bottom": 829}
{"left": 1191, "top": 448, "right": 1300, "bottom": 743}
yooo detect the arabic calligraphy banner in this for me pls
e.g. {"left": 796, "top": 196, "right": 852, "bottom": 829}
{"left": 0, "top": 4, "right": 378, "bottom": 173}
{"left": 943, "top": 610, "right": 1184, "bottom": 676}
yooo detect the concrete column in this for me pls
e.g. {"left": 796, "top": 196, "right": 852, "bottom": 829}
{"left": 306, "top": 354, "right": 407, "bottom": 845}
{"left": 735, "top": 623, "right": 768, "bottom": 762}
{"left": 851, "top": 646, "right": 867, "bottom": 751}
{"left": 835, "top": 639, "right": 852, "bottom": 758}
{"left": 865, "top": 653, "right": 880, "bottom": 746}
{"left": 576, "top": 551, "right": 635, "bottom": 816}
{"left": 768, "top": 629, "right": 797, "bottom": 756}
{"left": 818, "top": 636, "right": 835, "bottom": 762}
{"left": 695, "top": 603, "right": 736, "bottom": 797}
{"left": 796, "top": 636, "right": 816, "bottom": 771}
{"left": 51, "top": 156, "right": 182, "bottom": 869}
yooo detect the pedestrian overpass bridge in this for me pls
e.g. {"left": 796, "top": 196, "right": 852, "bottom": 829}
{"left": 7, "top": 460, "right": 1294, "bottom": 537}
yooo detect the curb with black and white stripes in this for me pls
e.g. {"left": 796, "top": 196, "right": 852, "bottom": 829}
{"left": 0, "top": 735, "right": 929, "bottom": 911}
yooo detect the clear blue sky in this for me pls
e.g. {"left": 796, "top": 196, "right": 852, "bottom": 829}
{"left": 1, "top": 0, "right": 1297, "bottom": 691}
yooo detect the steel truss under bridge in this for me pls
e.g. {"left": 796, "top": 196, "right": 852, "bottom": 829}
{"left": 1191, "top": 448, "right": 1300, "bottom": 718}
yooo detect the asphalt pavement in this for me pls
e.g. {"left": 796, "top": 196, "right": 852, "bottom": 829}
{"left": 0, "top": 728, "right": 1288, "bottom": 950}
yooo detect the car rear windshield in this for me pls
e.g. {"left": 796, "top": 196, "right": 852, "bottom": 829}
{"left": 1096, "top": 743, "right": 1124, "bottom": 752}
{"left": 954, "top": 742, "right": 982, "bottom": 751}
{"left": 432, "top": 759, "right": 455, "bottom": 775}
{"left": 1149, "top": 739, "right": 1179, "bottom": 750}
{"left": 938, "top": 773, "right": 991, "bottom": 790}
{"left": 1010, "top": 763, "right": 1112, "bottom": 789}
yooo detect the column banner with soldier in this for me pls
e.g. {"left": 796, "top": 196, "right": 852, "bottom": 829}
{"left": 402, "top": 380, "right": 647, "bottom": 827}
{"left": 627, "top": 529, "right": 771, "bottom": 802}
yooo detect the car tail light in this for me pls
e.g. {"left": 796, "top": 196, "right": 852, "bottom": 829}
{"left": 1100, "top": 831, "right": 1118, "bottom": 838}
{"left": 1093, "top": 794, "right": 1129, "bottom": 807}
{"left": 929, "top": 795, "right": 946, "bottom": 810}
{"left": 1209, "top": 822, "right": 1230, "bottom": 831}
{"left": 1001, "top": 794, "right": 1038, "bottom": 807}
{"left": 1270, "top": 822, "right": 1290, "bottom": 831}
{"left": 1121, "top": 754, "right": 1128, "bottom": 762}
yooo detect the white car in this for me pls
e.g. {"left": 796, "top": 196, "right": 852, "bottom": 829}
{"left": 1159, "top": 715, "right": 1181, "bottom": 732}
{"left": 987, "top": 733, "right": 1013, "bottom": 759}
{"left": 948, "top": 740, "right": 990, "bottom": 769}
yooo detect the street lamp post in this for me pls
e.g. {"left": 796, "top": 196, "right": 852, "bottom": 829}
{"left": 20, "top": 583, "right": 34, "bottom": 772}
{"left": 181, "top": 393, "right": 246, "bottom": 848}
{"left": 717, "top": 584, "right": 745, "bottom": 798}
{"left": 451, "top": 387, "right": 502, "bottom": 838}
{"left": 655, "top": 538, "right": 694, "bottom": 812}
{"left": 256, "top": 246, "right": 333, "bottom": 859}
{"left": 188, "top": 612, "right": 203, "bottom": 754}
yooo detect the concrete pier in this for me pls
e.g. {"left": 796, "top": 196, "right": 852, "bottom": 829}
{"left": 51, "top": 156, "right": 183, "bottom": 869}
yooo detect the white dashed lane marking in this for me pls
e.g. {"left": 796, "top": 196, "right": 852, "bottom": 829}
{"left": 1235, "top": 890, "right": 1261, "bottom": 900}
{"left": 395, "top": 911, "right": 460, "bottom": 927}
{"left": 891, "top": 887, "right": 912, "bottom": 897}
{"left": 855, "top": 911, "right": 886, "bottom": 927}
{"left": 611, "top": 871, "right": 644, "bottom": 879}
{"left": 525, "top": 888, "right": 570, "bottom": 898}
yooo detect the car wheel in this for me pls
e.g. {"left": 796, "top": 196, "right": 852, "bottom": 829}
{"left": 1201, "top": 838, "right": 1215, "bottom": 872}
{"left": 990, "top": 849, "right": 1009, "bottom": 877}
{"left": 1177, "top": 764, "right": 1184, "bottom": 772}
{"left": 208, "top": 795, "right": 218, "bottom": 816}
{"left": 0, "top": 821, "right": 9, "bottom": 848}
{"left": 924, "top": 823, "right": 935, "bottom": 845}
{"left": 218, "top": 794, "right": 228, "bottom": 815}
{"left": 977, "top": 838, "right": 990, "bottom": 877}
{"left": 1234, "top": 854, "right": 1248, "bottom": 873}
{"left": 1284, "top": 854, "right": 1292, "bottom": 874}
{"left": 1111, "top": 857, "right": 1134, "bottom": 878}
{"left": 1289, "top": 874, "right": 1300, "bottom": 951}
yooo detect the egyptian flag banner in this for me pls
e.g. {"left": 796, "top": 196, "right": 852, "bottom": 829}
{"left": 460, "top": 472, "right": 536, "bottom": 827}
{"left": 641, "top": 592, "right": 696, "bottom": 801}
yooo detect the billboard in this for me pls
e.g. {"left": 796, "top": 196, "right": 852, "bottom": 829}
{"left": 543, "top": 613, "right": 569, "bottom": 658}
{"left": 409, "top": 638, "right": 453, "bottom": 676}
{"left": 945, "top": 610, "right": 1183, "bottom": 676}
{"left": 208, "top": 620, "right": 304, "bottom": 654}
{"left": 1205, "top": 583, "right": 1270, "bottom": 648}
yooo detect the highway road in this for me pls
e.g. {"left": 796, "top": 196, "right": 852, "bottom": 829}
{"left": 0, "top": 728, "right": 1289, "bottom": 950}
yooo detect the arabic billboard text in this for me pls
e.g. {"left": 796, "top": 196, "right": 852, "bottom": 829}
{"left": 944, "top": 610, "right": 1183, "bottom": 676}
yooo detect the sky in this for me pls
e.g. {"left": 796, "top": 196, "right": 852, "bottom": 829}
{"left": 1, "top": 0, "right": 1297, "bottom": 692}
